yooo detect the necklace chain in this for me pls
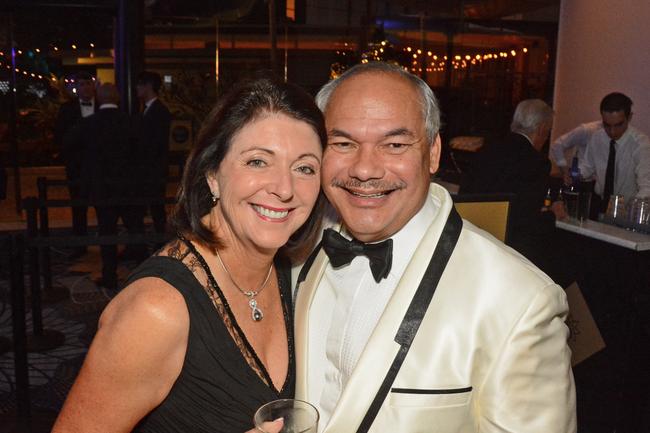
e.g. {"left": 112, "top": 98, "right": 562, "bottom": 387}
{"left": 215, "top": 249, "right": 273, "bottom": 322}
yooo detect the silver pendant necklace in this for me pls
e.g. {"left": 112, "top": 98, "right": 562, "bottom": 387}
{"left": 215, "top": 249, "right": 273, "bottom": 322}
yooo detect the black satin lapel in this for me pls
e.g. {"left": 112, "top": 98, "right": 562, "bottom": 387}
{"left": 394, "top": 207, "right": 462, "bottom": 346}
{"left": 356, "top": 207, "right": 463, "bottom": 433}
{"left": 293, "top": 240, "right": 323, "bottom": 305}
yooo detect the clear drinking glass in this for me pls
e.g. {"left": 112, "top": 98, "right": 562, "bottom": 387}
{"left": 254, "top": 399, "right": 319, "bottom": 433}
{"left": 628, "top": 197, "right": 650, "bottom": 230}
{"left": 563, "top": 185, "right": 579, "bottom": 220}
{"left": 605, "top": 194, "right": 626, "bottom": 222}
{"left": 576, "top": 191, "right": 592, "bottom": 221}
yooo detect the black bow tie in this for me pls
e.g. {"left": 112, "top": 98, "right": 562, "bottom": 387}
{"left": 322, "top": 228, "right": 393, "bottom": 283}
{"left": 80, "top": 101, "right": 92, "bottom": 107}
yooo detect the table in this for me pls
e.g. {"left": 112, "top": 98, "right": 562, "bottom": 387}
{"left": 555, "top": 218, "right": 650, "bottom": 251}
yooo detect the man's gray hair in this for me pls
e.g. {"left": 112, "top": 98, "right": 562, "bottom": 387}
{"left": 315, "top": 62, "right": 441, "bottom": 142}
{"left": 510, "top": 99, "right": 554, "bottom": 135}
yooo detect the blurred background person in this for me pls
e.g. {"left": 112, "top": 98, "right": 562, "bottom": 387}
{"left": 55, "top": 71, "right": 96, "bottom": 259}
{"left": 578, "top": 92, "right": 650, "bottom": 216}
{"left": 461, "top": 99, "right": 567, "bottom": 283}
{"left": 135, "top": 71, "right": 172, "bottom": 238}
{"left": 63, "top": 83, "right": 138, "bottom": 291}
{"left": 52, "top": 76, "right": 326, "bottom": 433}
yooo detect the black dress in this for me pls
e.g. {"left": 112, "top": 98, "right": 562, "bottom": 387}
{"left": 129, "top": 238, "right": 295, "bottom": 433}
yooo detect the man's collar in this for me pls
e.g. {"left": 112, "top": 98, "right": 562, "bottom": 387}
{"left": 514, "top": 131, "right": 535, "bottom": 147}
{"left": 99, "top": 103, "right": 118, "bottom": 110}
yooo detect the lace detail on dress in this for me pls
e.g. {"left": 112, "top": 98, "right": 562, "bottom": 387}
{"left": 156, "top": 237, "right": 271, "bottom": 389}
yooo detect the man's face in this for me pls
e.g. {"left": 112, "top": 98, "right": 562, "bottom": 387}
{"left": 533, "top": 121, "right": 553, "bottom": 152}
{"left": 601, "top": 110, "right": 630, "bottom": 141}
{"left": 76, "top": 78, "right": 95, "bottom": 101}
{"left": 136, "top": 82, "right": 150, "bottom": 100}
{"left": 321, "top": 73, "right": 440, "bottom": 243}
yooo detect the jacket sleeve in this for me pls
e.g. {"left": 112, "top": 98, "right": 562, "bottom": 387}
{"left": 53, "top": 104, "right": 69, "bottom": 150}
{"left": 62, "top": 118, "right": 85, "bottom": 169}
{"left": 479, "top": 283, "right": 577, "bottom": 433}
{"left": 152, "top": 106, "right": 172, "bottom": 164}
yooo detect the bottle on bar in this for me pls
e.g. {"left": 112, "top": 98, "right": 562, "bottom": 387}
{"left": 569, "top": 156, "right": 580, "bottom": 186}
{"left": 544, "top": 188, "right": 553, "bottom": 209}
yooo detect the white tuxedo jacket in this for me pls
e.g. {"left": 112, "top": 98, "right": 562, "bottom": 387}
{"left": 294, "top": 184, "right": 576, "bottom": 433}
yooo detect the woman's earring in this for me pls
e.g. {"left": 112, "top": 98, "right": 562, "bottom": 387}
{"left": 211, "top": 191, "right": 219, "bottom": 205}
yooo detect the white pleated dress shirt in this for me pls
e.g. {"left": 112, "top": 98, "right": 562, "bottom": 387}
{"left": 306, "top": 193, "right": 439, "bottom": 430}
{"left": 79, "top": 98, "right": 95, "bottom": 118}
{"left": 579, "top": 125, "right": 650, "bottom": 199}
{"left": 143, "top": 96, "right": 158, "bottom": 115}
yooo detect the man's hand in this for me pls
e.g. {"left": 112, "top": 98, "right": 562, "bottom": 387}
{"left": 550, "top": 201, "right": 567, "bottom": 220}
{"left": 245, "top": 418, "right": 284, "bottom": 433}
{"left": 560, "top": 167, "right": 571, "bottom": 186}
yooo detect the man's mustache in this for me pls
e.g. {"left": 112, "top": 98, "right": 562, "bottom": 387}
{"left": 330, "top": 178, "right": 407, "bottom": 190}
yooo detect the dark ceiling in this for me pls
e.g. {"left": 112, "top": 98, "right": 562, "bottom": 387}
{"left": 4, "top": 0, "right": 562, "bottom": 20}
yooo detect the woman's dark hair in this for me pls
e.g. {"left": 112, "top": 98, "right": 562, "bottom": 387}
{"left": 172, "top": 75, "right": 327, "bottom": 260}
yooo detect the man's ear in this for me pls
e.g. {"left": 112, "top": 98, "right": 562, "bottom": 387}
{"left": 429, "top": 133, "right": 442, "bottom": 175}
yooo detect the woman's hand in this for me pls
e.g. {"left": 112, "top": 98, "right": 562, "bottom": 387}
{"left": 245, "top": 418, "right": 284, "bottom": 433}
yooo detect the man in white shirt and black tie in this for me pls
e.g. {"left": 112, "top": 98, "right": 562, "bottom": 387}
{"left": 578, "top": 92, "right": 650, "bottom": 217}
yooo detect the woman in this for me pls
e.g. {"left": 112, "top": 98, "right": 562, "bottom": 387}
{"left": 52, "top": 76, "right": 326, "bottom": 433}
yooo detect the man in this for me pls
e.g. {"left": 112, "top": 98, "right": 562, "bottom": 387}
{"left": 65, "top": 84, "right": 137, "bottom": 291}
{"left": 460, "top": 99, "right": 566, "bottom": 281}
{"left": 134, "top": 71, "right": 172, "bottom": 235}
{"left": 294, "top": 63, "right": 576, "bottom": 433}
{"left": 55, "top": 71, "right": 96, "bottom": 258}
{"left": 578, "top": 92, "right": 650, "bottom": 214}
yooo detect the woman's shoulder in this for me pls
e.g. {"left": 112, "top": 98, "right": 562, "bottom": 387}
{"left": 100, "top": 275, "right": 189, "bottom": 338}
{"left": 126, "top": 238, "right": 201, "bottom": 285}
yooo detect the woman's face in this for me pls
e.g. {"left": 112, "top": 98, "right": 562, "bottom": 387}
{"left": 207, "top": 112, "right": 322, "bottom": 253}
